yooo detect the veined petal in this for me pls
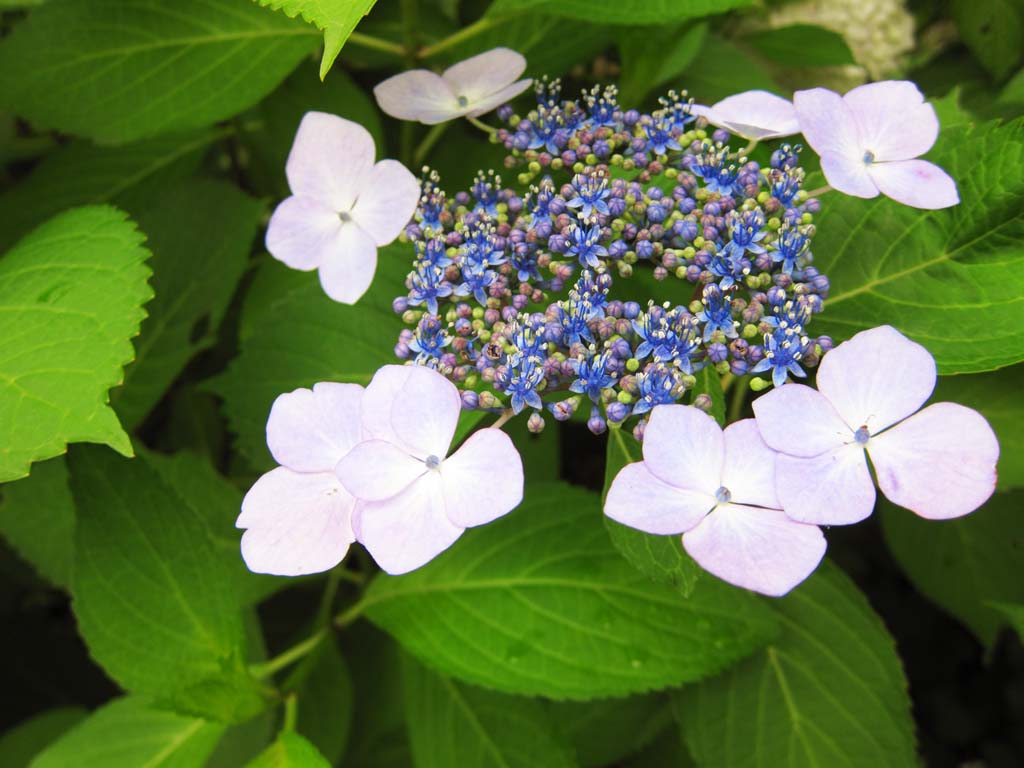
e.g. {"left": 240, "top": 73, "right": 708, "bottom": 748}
{"left": 604, "top": 461, "right": 714, "bottom": 535}
{"left": 463, "top": 78, "right": 534, "bottom": 118}
{"left": 641, "top": 405, "right": 723, "bottom": 496}
{"left": 266, "top": 382, "right": 364, "bottom": 473}
{"left": 819, "top": 150, "right": 879, "bottom": 198}
{"left": 351, "top": 160, "right": 421, "bottom": 245}
{"left": 286, "top": 112, "right": 375, "bottom": 211}
{"left": 683, "top": 503, "right": 826, "bottom": 597}
{"left": 265, "top": 195, "right": 343, "bottom": 271}
{"left": 843, "top": 81, "right": 938, "bottom": 161}
{"left": 360, "top": 365, "right": 413, "bottom": 445}
{"left": 721, "top": 419, "right": 781, "bottom": 510}
{"left": 441, "top": 429, "right": 524, "bottom": 528}
{"left": 317, "top": 222, "right": 378, "bottom": 305}
{"left": 752, "top": 384, "right": 849, "bottom": 458}
{"left": 373, "top": 70, "right": 462, "bottom": 125}
{"left": 793, "top": 87, "right": 862, "bottom": 157}
{"left": 776, "top": 444, "right": 876, "bottom": 526}
{"left": 699, "top": 90, "right": 799, "bottom": 140}
{"left": 361, "top": 365, "right": 462, "bottom": 460}
{"left": 335, "top": 439, "right": 425, "bottom": 502}
{"left": 867, "top": 159, "right": 960, "bottom": 209}
{"left": 869, "top": 402, "right": 998, "bottom": 520}
{"left": 238, "top": 467, "right": 355, "bottom": 576}
{"left": 443, "top": 47, "right": 527, "bottom": 103}
{"left": 816, "top": 325, "right": 936, "bottom": 434}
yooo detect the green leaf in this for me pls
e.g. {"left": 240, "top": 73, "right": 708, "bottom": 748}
{"left": 403, "top": 654, "right": 577, "bottom": 768}
{"left": 743, "top": 24, "right": 856, "bottom": 68}
{"left": 603, "top": 428, "right": 703, "bottom": 597}
{"left": 113, "top": 181, "right": 262, "bottom": 428}
{"left": 676, "top": 562, "right": 917, "bottom": 768}
{"left": 619, "top": 726, "right": 695, "bottom": 768}
{"left": 364, "top": 482, "right": 776, "bottom": 700}
{"left": 881, "top": 491, "right": 1024, "bottom": 646}
{"left": 487, "top": 0, "right": 754, "bottom": 25}
{"left": 290, "top": 638, "right": 354, "bottom": 764}
{"left": 29, "top": 697, "right": 225, "bottom": 768}
{"left": 0, "top": 708, "right": 87, "bottom": 768}
{"left": 252, "top": 0, "right": 377, "bottom": 79}
{"left": 548, "top": 694, "right": 670, "bottom": 767}
{"left": 68, "top": 446, "right": 265, "bottom": 721}
{"left": 679, "top": 34, "right": 781, "bottom": 104}
{"left": 690, "top": 367, "right": 725, "bottom": 426}
{"left": 618, "top": 22, "right": 708, "bottom": 105}
{"left": 951, "top": 0, "right": 1023, "bottom": 80}
{"left": 0, "top": 206, "right": 151, "bottom": 482}
{"left": 0, "top": 0, "right": 317, "bottom": 143}
{"left": 998, "top": 67, "right": 1024, "bottom": 105}
{"left": 246, "top": 731, "right": 332, "bottom": 768}
{"left": 812, "top": 118, "right": 1024, "bottom": 373}
{"left": 990, "top": 601, "right": 1024, "bottom": 640}
{"left": 933, "top": 367, "right": 1024, "bottom": 490}
{"left": 0, "top": 456, "right": 74, "bottom": 587}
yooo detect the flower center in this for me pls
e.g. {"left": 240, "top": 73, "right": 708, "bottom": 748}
{"left": 862, "top": 150, "right": 875, "bottom": 164}
{"left": 457, "top": 95, "right": 469, "bottom": 108}
{"left": 715, "top": 485, "right": 732, "bottom": 504}
{"left": 853, "top": 426, "right": 871, "bottom": 445}
{"left": 425, "top": 454, "right": 442, "bottom": 470}
{"left": 338, "top": 210, "right": 352, "bottom": 223}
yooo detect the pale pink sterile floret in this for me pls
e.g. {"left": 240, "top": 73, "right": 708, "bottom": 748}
{"left": 604, "top": 404, "right": 826, "bottom": 597}
{"left": 335, "top": 365, "right": 524, "bottom": 575}
{"left": 793, "top": 81, "right": 958, "bottom": 209}
{"left": 265, "top": 111, "right": 420, "bottom": 305}
{"left": 374, "top": 48, "right": 533, "bottom": 125}
{"left": 237, "top": 382, "right": 364, "bottom": 576}
{"left": 690, "top": 90, "right": 800, "bottom": 141}
{"left": 753, "top": 326, "right": 999, "bottom": 527}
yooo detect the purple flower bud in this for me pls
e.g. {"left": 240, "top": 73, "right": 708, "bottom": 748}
{"left": 460, "top": 390, "right": 479, "bottom": 409}
{"left": 606, "top": 401, "right": 629, "bottom": 423}
{"left": 587, "top": 409, "right": 607, "bottom": 435}
{"left": 708, "top": 342, "right": 728, "bottom": 364}
{"left": 527, "top": 412, "right": 545, "bottom": 433}
{"left": 551, "top": 399, "right": 575, "bottom": 421}
{"left": 393, "top": 296, "right": 409, "bottom": 313}
{"left": 692, "top": 393, "right": 713, "bottom": 412}
{"left": 729, "top": 359, "right": 749, "bottom": 375}
{"left": 632, "top": 419, "right": 646, "bottom": 441}
{"left": 623, "top": 301, "right": 641, "bottom": 319}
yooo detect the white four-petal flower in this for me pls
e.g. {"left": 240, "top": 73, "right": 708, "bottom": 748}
{"left": 266, "top": 111, "right": 420, "bottom": 305}
{"left": 691, "top": 90, "right": 800, "bottom": 141}
{"left": 604, "top": 405, "right": 826, "bottom": 597}
{"left": 373, "top": 47, "right": 532, "bottom": 125}
{"left": 753, "top": 326, "right": 999, "bottom": 526}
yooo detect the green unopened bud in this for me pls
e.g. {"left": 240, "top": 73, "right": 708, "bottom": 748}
{"left": 611, "top": 153, "right": 624, "bottom": 166}
{"left": 517, "top": 172, "right": 531, "bottom": 185}
{"left": 528, "top": 161, "right": 541, "bottom": 174}
{"left": 611, "top": 219, "right": 625, "bottom": 232}
{"left": 767, "top": 217, "right": 781, "bottom": 231}
{"left": 586, "top": 153, "right": 598, "bottom": 165}
{"left": 551, "top": 158, "right": 563, "bottom": 171}
{"left": 624, "top": 251, "right": 638, "bottom": 265}
{"left": 472, "top": 307, "right": 485, "bottom": 319}
{"left": 675, "top": 266, "right": 687, "bottom": 279}
{"left": 757, "top": 191, "right": 770, "bottom": 204}
{"left": 665, "top": 167, "right": 678, "bottom": 179}
{"left": 693, "top": 236, "right": 705, "bottom": 249}
{"left": 617, "top": 390, "right": 633, "bottom": 404}
{"left": 478, "top": 391, "right": 501, "bottom": 409}
{"left": 715, "top": 361, "right": 731, "bottom": 375}
{"left": 622, "top": 159, "right": 635, "bottom": 171}
{"left": 401, "top": 310, "right": 421, "bottom": 324}
{"left": 573, "top": 162, "right": 585, "bottom": 174}
{"left": 681, "top": 246, "right": 696, "bottom": 259}
{"left": 617, "top": 262, "right": 633, "bottom": 278}
{"left": 464, "top": 375, "right": 478, "bottom": 388}
{"left": 688, "top": 300, "right": 703, "bottom": 314}
{"left": 801, "top": 212, "right": 813, "bottom": 224}
{"left": 749, "top": 377, "right": 770, "bottom": 392}
{"left": 742, "top": 323, "right": 759, "bottom": 339}
{"left": 681, "top": 374, "right": 696, "bottom": 389}
{"left": 626, "top": 357, "right": 640, "bottom": 372}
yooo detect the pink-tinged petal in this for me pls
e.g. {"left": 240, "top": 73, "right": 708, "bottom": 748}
{"left": 819, "top": 150, "right": 879, "bottom": 198}
{"left": 816, "top": 325, "right": 936, "bottom": 434}
{"left": 350, "top": 160, "right": 421, "bottom": 245}
{"left": 443, "top": 47, "right": 527, "bottom": 103}
{"left": 793, "top": 87, "right": 862, "bottom": 157}
{"left": 701, "top": 90, "right": 800, "bottom": 140}
{"left": 641, "top": 404, "right": 723, "bottom": 495}
{"left": 267, "top": 382, "right": 364, "bottom": 473}
{"left": 866, "top": 159, "right": 959, "bottom": 209}
{"left": 441, "top": 429, "right": 523, "bottom": 528}
{"left": 683, "top": 503, "right": 826, "bottom": 597}
{"left": 843, "top": 81, "right": 938, "bottom": 161}
{"left": 265, "top": 195, "right": 342, "bottom": 271}
{"left": 752, "top": 384, "right": 849, "bottom": 457}
{"left": 390, "top": 365, "right": 462, "bottom": 459}
{"left": 355, "top": 473, "right": 463, "bottom": 575}
{"left": 463, "top": 79, "right": 533, "bottom": 118}
{"left": 317, "top": 223, "right": 378, "bottom": 305}
{"left": 721, "top": 419, "right": 781, "bottom": 510}
{"left": 360, "top": 365, "right": 414, "bottom": 444}
{"left": 286, "top": 112, "right": 374, "bottom": 210}
{"left": 373, "top": 70, "right": 461, "bottom": 125}
{"left": 334, "top": 439, "right": 424, "bottom": 502}
{"left": 238, "top": 467, "right": 355, "bottom": 576}
{"left": 868, "top": 402, "right": 999, "bottom": 520}
{"left": 604, "top": 462, "right": 714, "bottom": 535}
{"left": 776, "top": 444, "right": 876, "bottom": 525}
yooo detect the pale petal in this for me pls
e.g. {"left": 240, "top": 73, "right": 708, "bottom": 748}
{"left": 463, "top": 79, "right": 534, "bottom": 118}
{"left": 355, "top": 473, "right": 463, "bottom": 575}
{"left": 819, "top": 150, "right": 879, "bottom": 198}
{"left": 441, "top": 429, "right": 524, "bottom": 528}
{"left": 265, "top": 195, "right": 343, "bottom": 271}
{"left": 793, "top": 87, "right": 863, "bottom": 157}
{"left": 604, "top": 461, "right": 714, "bottom": 535}
{"left": 752, "top": 384, "right": 850, "bottom": 457}
{"left": 361, "top": 364, "right": 462, "bottom": 459}
{"left": 866, "top": 159, "right": 960, "bottom": 209}
{"left": 443, "top": 47, "right": 527, "bottom": 103}
{"left": 868, "top": 402, "right": 999, "bottom": 520}
{"left": 317, "top": 222, "right": 378, "bottom": 305}
{"left": 373, "top": 70, "right": 461, "bottom": 125}
{"left": 266, "top": 382, "right": 364, "bottom": 472}
{"left": 720, "top": 419, "right": 781, "bottom": 510}
{"left": 776, "top": 444, "right": 876, "bottom": 525}
{"left": 816, "top": 325, "right": 936, "bottom": 434}
{"left": 238, "top": 467, "right": 355, "bottom": 576}
{"left": 683, "top": 503, "right": 826, "bottom": 597}
{"left": 700, "top": 90, "right": 800, "bottom": 140}
{"left": 286, "top": 112, "right": 375, "bottom": 210}
{"left": 843, "top": 81, "right": 938, "bottom": 161}
{"left": 641, "top": 404, "right": 723, "bottom": 495}
{"left": 360, "top": 365, "right": 414, "bottom": 445}
{"left": 351, "top": 160, "right": 421, "bottom": 245}
{"left": 334, "top": 439, "right": 425, "bottom": 502}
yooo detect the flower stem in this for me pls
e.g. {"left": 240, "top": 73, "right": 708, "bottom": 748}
{"left": 740, "top": 138, "right": 760, "bottom": 157}
{"left": 334, "top": 596, "right": 371, "bottom": 629}
{"left": 282, "top": 694, "right": 299, "bottom": 732}
{"left": 414, "top": 122, "right": 449, "bottom": 165}
{"left": 467, "top": 116, "right": 497, "bottom": 135}
{"left": 804, "top": 185, "right": 833, "bottom": 198}
{"left": 251, "top": 629, "right": 327, "bottom": 680}
{"left": 490, "top": 408, "right": 515, "bottom": 430}
{"left": 418, "top": 15, "right": 506, "bottom": 59}
{"left": 346, "top": 31, "right": 406, "bottom": 57}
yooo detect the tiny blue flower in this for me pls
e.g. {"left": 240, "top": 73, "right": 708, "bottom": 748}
{"left": 454, "top": 265, "right": 496, "bottom": 306}
{"left": 408, "top": 262, "right": 453, "bottom": 316}
{"left": 566, "top": 171, "right": 611, "bottom": 219}
{"left": 631, "top": 363, "right": 681, "bottom": 415}
{"left": 566, "top": 225, "right": 608, "bottom": 268}
{"left": 409, "top": 315, "right": 451, "bottom": 365}
{"left": 770, "top": 225, "right": 812, "bottom": 275}
{"left": 643, "top": 120, "right": 682, "bottom": 155}
{"left": 569, "top": 349, "right": 616, "bottom": 402}
{"left": 696, "top": 284, "right": 738, "bottom": 341}
{"left": 751, "top": 329, "right": 807, "bottom": 388}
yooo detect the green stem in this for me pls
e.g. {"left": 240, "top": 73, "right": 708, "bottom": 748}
{"left": 467, "top": 116, "right": 497, "bottom": 135}
{"left": 491, "top": 408, "right": 515, "bottom": 430}
{"left": 414, "top": 122, "right": 449, "bottom": 166}
{"left": 251, "top": 629, "right": 326, "bottom": 680}
{"left": 334, "top": 597, "right": 371, "bottom": 629}
{"left": 418, "top": 15, "right": 507, "bottom": 59}
{"left": 282, "top": 694, "right": 298, "bottom": 733}
{"left": 728, "top": 376, "right": 751, "bottom": 424}
{"left": 346, "top": 31, "right": 406, "bottom": 57}
{"left": 804, "top": 185, "right": 832, "bottom": 198}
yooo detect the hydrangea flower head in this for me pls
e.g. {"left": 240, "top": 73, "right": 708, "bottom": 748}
{"left": 691, "top": 90, "right": 799, "bottom": 141}
{"left": 266, "top": 112, "right": 420, "bottom": 304}
{"left": 374, "top": 48, "right": 532, "bottom": 125}
{"left": 793, "top": 81, "right": 958, "bottom": 209}
{"left": 753, "top": 326, "right": 999, "bottom": 526}
{"left": 605, "top": 405, "right": 826, "bottom": 596}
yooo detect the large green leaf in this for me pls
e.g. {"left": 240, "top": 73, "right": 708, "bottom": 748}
{"left": 487, "top": 0, "right": 754, "bottom": 25}
{"left": 679, "top": 34, "right": 781, "bottom": 104}
{"left": 548, "top": 694, "right": 670, "bottom": 767}
{"left": 676, "top": 563, "right": 917, "bottom": 768}
{"left": 247, "top": 732, "right": 332, "bottom": 768}
{"left": 812, "top": 119, "right": 1024, "bottom": 373}
{"left": 618, "top": 22, "right": 707, "bottom": 105}
{"left": 881, "top": 491, "right": 1024, "bottom": 646}
{"left": 0, "top": 0, "right": 317, "bottom": 143}
{"left": 0, "top": 206, "right": 151, "bottom": 482}
{"left": 0, "top": 457, "right": 74, "bottom": 587}
{"left": 363, "top": 482, "right": 776, "bottom": 700}
{"left": 113, "top": 181, "right": 262, "bottom": 428}
{"left": 289, "top": 638, "right": 354, "bottom": 764}
{"left": 252, "top": 0, "right": 377, "bottom": 79}
{"left": 403, "top": 654, "right": 577, "bottom": 768}
{"left": 0, "top": 708, "right": 87, "bottom": 768}
{"left": 743, "top": 24, "right": 856, "bottom": 68}
{"left": 29, "top": 697, "right": 224, "bottom": 768}
{"left": 951, "top": 0, "right": 1023, "bottom": 80}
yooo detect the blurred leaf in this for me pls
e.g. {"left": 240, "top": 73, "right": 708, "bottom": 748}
{"left": 618, "top": 22, "right": 707, "bottom": 105}
{"left": 0, "top": 457, "right": 74, "bottom": 587}
{"left": 679, "top": 35, "right": 781, "bottom": 104}
{"left": 744, "top": 24, "right": 856, "bottom": 68}
{"left": 0, "top": 0, "right": 317, "bottom": 143}
{"left": 881, "top": 491, "right": 1024, "bottom": 646}
{"left": 0, "top": 206, "right": 150, "bottom": 482}
{"left": 403, "top": 654, "right": 577, "bottom": 767}
{"left": 364, "top": 482, "right": 777, "bottom": 699}
{"left": 690, "top": 367, "right": 725, "bottom": 425}
{"left": 0, "top": 708, "right": 86, "bottom": 768}
{"left": 252, "top": 0, "right": 377, "bottom": 79}
{"left": 811, "top": 118, "right": 1024, "bottom": 373}
{"left": 112, "top": 181, "right": 261, "bottom": 428}
{"left": 677, "top": 563, "right": 917, "bottom": 767}
{"left": 291, "top": 638, "right": 354, "bottom": 764}
{"left": 619, "top": 725, "right": 695, "bottom": 768}
{"left": 991, "top": 601, "right": 1024, "bottom": 640}
{"left": 998, "top": 67, "right": 1024, "bottom": 106}
{"left": 247, "top": 731, "right": 332, "bottom": 767}
{"left": 487, "top": 0, "right": 754, "bottom": 24}
{"left": 951, "top": 0, "right": 1024, "bottom": 80}
{"left": 29, "top": 697, "right": 225, "bottom": 768}
{"left": 548, "top": 693, "right": 670, "bottom": 767}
